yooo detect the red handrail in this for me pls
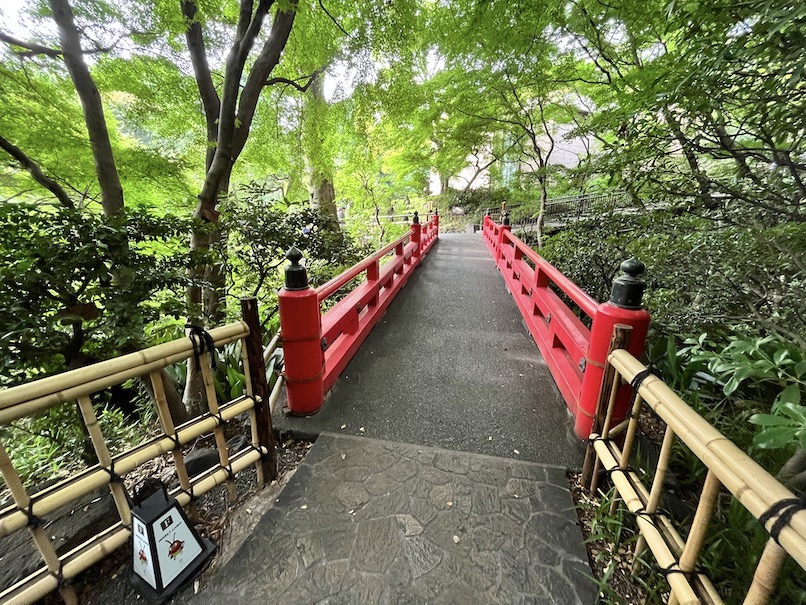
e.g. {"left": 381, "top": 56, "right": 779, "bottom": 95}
{"left": 316, "top": 229, "right": 414, "bottom": 302}
{"left": 482, "top": 215, "right": 649, "bottom": 439}
{"left": 501, "top": 230, "right": 598, "bottom": 319}
{"left": 279, "top": 213, "right": 439, "bottom": 415}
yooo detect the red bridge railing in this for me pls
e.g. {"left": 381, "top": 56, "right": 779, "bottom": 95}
{"left": 279, "top": 211, "right": 439, "bottom": 414}
{"left": 482, "top": 213, "right": 650, "bottom": 439}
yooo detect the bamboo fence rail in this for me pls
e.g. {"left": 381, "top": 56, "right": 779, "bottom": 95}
{"left": 0, "top": 310, "right": 279, "bottom": 605}
{"left": 585, "top": 342, "right": 806, "bottom": 605}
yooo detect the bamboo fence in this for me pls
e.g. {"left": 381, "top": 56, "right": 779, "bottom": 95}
{"left": 0, "top": 308, "right": 281, "bottom": 605}
{"left": 584, "top": 338, "right": 806, "bottom": 605}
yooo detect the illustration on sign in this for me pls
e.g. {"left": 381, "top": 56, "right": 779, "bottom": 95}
{"left": 164, "top": 533, "right": 185, "bottom": 559}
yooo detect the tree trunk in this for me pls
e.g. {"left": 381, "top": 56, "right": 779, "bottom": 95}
{"left": 304, "top": 75, "right": 340, "bottom": 228}
{"left": 49, "top": 0, "right": 124, "bottom": 218}
{"left": 536, "top": 173, "right": 547, "bottom": 250}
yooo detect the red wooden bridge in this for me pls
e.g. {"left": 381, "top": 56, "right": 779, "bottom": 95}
{"left": 276, "top": 210, "right": 649, "bottom": 447}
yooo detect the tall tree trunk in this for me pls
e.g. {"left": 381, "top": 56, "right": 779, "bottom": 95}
{"left": 305, "top": 75, "right": 340, "bottom": 228}
{"left": 49, "top": 0, "right": 124, "bottom": 218}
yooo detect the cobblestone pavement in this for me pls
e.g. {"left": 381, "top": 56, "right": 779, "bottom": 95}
{"left": 189, "top": 433, "right": 596, "bottom": 604}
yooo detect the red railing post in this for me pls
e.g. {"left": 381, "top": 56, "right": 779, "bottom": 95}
{"left": 433, "top": 207, "right": 439, "bottom": 237}
{"left": 411, "top": 211, "right": 422, "bottom": 260}
{"left": 495, "top": 211, "right": 511, "bottom": 259}
{"left": 278, "top": 247, "right": 324, "bottom": 415}
{"left": 575, "top": 258, "right": 650, "bottom": 439}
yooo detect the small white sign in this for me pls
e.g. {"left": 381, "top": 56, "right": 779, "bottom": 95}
{"left": 132, "top": 517, "right": 156, "bottom": 589}
{"left": 154, "top": 507, "right": 203, "bottom": 587}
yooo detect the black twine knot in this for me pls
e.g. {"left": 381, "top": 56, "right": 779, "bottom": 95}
{"left": 759, "top": 495, "right": 806, "bottom": 546}
{"left": 657, "top": 562, "right": 707, "bottom": 581}
{"left": 186, "top": 324, "right": 217, "bottom": 370}
{"left": 25, "top": 499, "right": 43, "bottom": 528}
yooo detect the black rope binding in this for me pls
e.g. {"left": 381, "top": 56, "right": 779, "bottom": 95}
{"left": 630, "top": 353, "right": 666, "bottom": 391}
{"left": 759, "top": 494, "right": 806, "bottom": 546}
{"left": 186, "top": 323, "right": 217, "bottom": 370}
{"left": 102, "top": 460, "right": 122, "bottom": 484}
{"left": 656, "top": 562, "right": 708, "bottom": 581}
{"left": 25, "top": 498, "right": 43, "bottom": 528}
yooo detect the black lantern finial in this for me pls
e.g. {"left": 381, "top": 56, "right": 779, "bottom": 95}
{"left": 284, "top": 246, "right": 308, "bottom": 290}
{"left": 610, "top": 257, "right": 646, "bottom": 309}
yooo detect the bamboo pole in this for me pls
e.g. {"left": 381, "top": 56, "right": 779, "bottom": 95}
{"left": 633, "top": 423, "right": 676, "bottom": 570}
{"left": 599, "top": 434, "right": 722, "bottom": 602}
{"left": 590, "top": 373, "right": 622, "bottom": 494}
{"left": 262, "top": 332, "right": 281, "bottom": 365}
{"left": 592, "top": 440, "right": 701, "bottom": 605}
{"left": 240, "top": 328, "right": 263, "bottom": 487}
{"left": 0, "top": 397, "right": 254, "bottom": 538}
{"left": 198, "top": 351, "right": 236, "bottom": 501}
{"left": 0, "top": 442, "right": 78, "bottom": 604}
{"left": 268, "top": 375, "right": 285, "bottom": 415}
{"left": 609, "top": 391, "right": 645, "bottom": 516}
{"left": 0, "top": 323, "right": 248, "bottom": 415}
{"left": 0, "top": 447, "right": 263, "bottom": 605}
{"left": 610, "top": 350, "right": 806, "bottom": 570}
{"left": 668, "top": 470, "right": 721, "bottom": 605}
{"left": 743, "top": 539, "right": 788, "bottom": 605}
{"left": 150, "top": 369, "right": 195, "bottom": 518}
{"left": 75, "top": 395, "right": 131, "bottom": 527}
{"left": 582, "top": 324, "right": 632, "bottom": 487}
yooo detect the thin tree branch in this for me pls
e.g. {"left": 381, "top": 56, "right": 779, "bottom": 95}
{"left": 265, "top": 66, "right": 326, "bottom": 92}
{"left": 318, "top": 0, "right": 348, "bottom": 36}
{"left": 0, "top": 32, "right": 61, "bottom": 57}
{"left": 0, "top": 133, "right": 74, "bottom": 208}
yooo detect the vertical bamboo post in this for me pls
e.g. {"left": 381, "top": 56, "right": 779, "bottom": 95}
{"left": 75, "top": 395, "right": 131, "bottom": 525}
{"left": 743, "top": 539, "right": 788, "bottom": 605}
{"left": 197, "top": 353, "right": 237, "bottom": 502}
{"left": 589, "top": 374, "right": 622, "bottom": 495}
{"left": 668, "top": 469, "right": 722, "bottom": 605}
{"left": 149, "top": 369, "right": 197, "bottom": 519}
{"left": 632, "top": 423, "right": 676, "bottom": 571}
{"left": 608, "top": 390, "right": 645, "bottom": 517}
{"left": 582, "top": 324, "right": 632, "bottom": 488}
{"left": 241, "top": 297, "right": 278, "bottom": 483}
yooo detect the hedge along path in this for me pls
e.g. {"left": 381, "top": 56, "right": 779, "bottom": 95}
{"left": 0, "top": 302, "right": 280, "bottom": 605}
{"left": 583, "top": 330, "right": 806, "bottom": 605}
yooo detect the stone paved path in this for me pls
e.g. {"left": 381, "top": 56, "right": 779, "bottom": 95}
{"left": 188, "top": 434, "right": 596, "bottom": 605}
{"left": 275, "top": 233, "right": 584, "bottom": 468}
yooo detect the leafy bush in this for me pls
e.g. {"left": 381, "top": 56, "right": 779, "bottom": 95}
{"left": 0, "top": 204, "right": 195, "bottom": 385}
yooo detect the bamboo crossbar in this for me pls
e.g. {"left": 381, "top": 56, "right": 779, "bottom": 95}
{"left": 0, "top": 396, "right": 255, "bottom": 538}
{"left": 0, "top": 322, "right": 249, "bottom": 423}
{"left": 608, "top": 349, "right": 806, "bottom": 571}
{"left": 0, "top": 446, "right": 265, "bottom": 605}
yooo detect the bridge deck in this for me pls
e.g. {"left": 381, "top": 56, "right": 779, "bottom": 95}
{"left": 275, "top": 233, "right": 583, "bottom": 468}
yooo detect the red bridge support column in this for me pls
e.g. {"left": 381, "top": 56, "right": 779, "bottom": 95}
{"left": 278, "top": 247, "right": 324, "bottom": 415}
{"left": 411, "top": 212, "right": 422, "bottom": 259}
{"left": 575, "top": 259, "right": 650, "bottom": 439}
